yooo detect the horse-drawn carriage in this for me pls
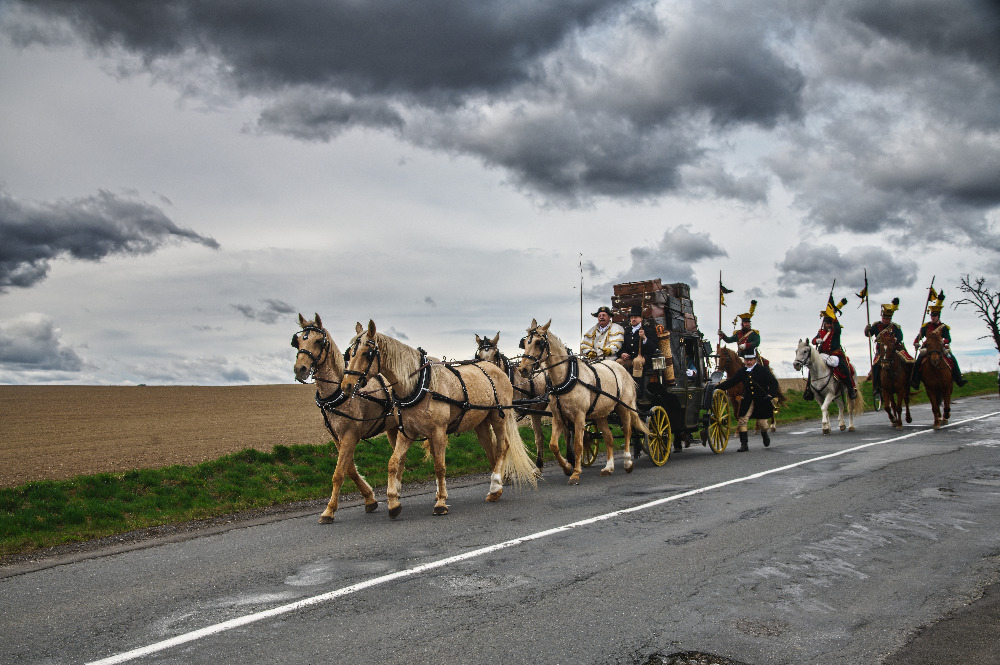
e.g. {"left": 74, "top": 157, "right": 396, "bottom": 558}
{"left": 604, "top": 279, "right": 734, "bottom": 466}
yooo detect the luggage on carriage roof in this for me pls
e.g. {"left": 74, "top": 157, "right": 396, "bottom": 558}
{"left": 613, "top": 278, "right": 662, "bottom": 296}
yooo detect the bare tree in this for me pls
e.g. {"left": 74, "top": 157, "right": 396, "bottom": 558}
{"left": 953, "top": 275, "right": 1000, "bottom": 354}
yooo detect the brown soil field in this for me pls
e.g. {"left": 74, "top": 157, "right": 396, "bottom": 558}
{"left": 0, "top": 384, "right": 331, "bottom": 488}
{"left": 0, "top": 379, "right": 806, "bottom": 489}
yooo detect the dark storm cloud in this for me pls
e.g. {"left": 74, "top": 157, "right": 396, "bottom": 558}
{"left": 6, "top": 0, "right": 802, "bottom": 204}
{"left": 775, "top": 243, "right": 918, "bottom": 295}
{"left": 0, "top": 188, "right": 219, "bottom": 292}
{"left": 592, "top": 225, "right": 728, "bottom": 294}
{"left": 232, "top": 299, "right": 296, "bottom": 325}
{"left": 0, "top": 314, "right": 83, "bottom": 371}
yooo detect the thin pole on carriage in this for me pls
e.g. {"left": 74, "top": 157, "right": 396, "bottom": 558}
{"left": 579, "top": 253, "right": 583, "bottom": 344}
{"left": 910, "top": 275, "right": 936, "bottom": 383}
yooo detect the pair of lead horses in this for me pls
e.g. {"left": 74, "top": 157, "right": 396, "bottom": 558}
{"left": 293, "top": 314, "right": 646, "bottom": 522}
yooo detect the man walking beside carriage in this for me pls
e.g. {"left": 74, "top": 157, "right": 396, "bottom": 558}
{"left": 714, "top": 352, "right": 779, "bottom": 452}
{"left": 864, "top": 297, "right": 913, "bottom": 402}
{"left": 911, "top": 292, "right": 967, "bottom": 389}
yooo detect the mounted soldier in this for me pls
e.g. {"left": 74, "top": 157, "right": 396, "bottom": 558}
{"left": 719, "top": 300, "right": 760, "bottom": 357}
{"left": 809, "top": 297, "right": 859, "bottom": 400}
{"left": 911, "top": 292, "right": 967, "bottom": 389}
{"left": 864, "top": 297, "right": 913, "bottom": 402}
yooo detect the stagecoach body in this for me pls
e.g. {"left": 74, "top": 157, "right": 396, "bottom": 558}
{"left": 582, "top": 279, "right": 733, "bottom": 466}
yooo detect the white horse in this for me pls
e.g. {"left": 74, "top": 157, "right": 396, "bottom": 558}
{"left": 793, "top": 339, "right": 865, "bottom": 434}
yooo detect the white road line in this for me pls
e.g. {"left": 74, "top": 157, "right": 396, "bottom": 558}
{"left": 86, "top": 410, "right": 999, "bottom": 665}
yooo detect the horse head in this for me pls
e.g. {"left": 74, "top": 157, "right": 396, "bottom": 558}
{"left": 474, "top": 332, "right": 502, "bottom": 366}
{"left": 922, "top": 326, "right": 947, "bottom": 366}
{"left": 342, "top": 320, "right": 381, "bottom": 394}
{"left": 792, "top": 339, "right": 811, "bottom": 371}
{"left": 517, "top": 318, "right": 551, "bottom": 377}
{"left": 292, "top": 313, "right": 338, "bottom": 384}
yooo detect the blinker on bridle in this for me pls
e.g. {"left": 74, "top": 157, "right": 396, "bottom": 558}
{"left": 344, "top": 335, "right": 381, "bottom": 392}
{"left": 293, "top": 326, "right": 330, "bottom": 381}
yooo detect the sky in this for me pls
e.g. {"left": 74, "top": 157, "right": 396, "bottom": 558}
{"left": 1, "top": 0, "right": 999, "bottom": 386}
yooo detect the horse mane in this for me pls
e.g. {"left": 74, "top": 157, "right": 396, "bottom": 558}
{"left": 372, "top": 329, "right": 424, "bottom": 389}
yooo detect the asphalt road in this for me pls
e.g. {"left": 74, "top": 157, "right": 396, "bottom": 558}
{"left": 2, "top": 396, "right": 999, "bottom": 665}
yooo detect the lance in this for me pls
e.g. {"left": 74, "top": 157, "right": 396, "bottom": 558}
{"left": 910, "top": 275, "right": 936, "bottom": 383}
{"left": 718, "top": 270, "right": 723, "bottom": 354}
{"left": 864, "top": 269, "right": 873, "bottom": 370}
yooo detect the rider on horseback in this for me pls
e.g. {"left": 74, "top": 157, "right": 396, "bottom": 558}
{"left": 719, "top": 300, "right": 760, "bottom": 357}
{"left": 864, "top": 298, "right": 913, "bottom": 401}
{"left": 810, "top": 297, "right": 858, "bottom": 400}
{"left": 911, "top": 292, "right": 967, "bottom": 389}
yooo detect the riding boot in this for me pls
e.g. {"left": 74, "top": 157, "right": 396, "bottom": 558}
{"left": 803, "top": 372, "right": 813, "bottom": 401}
{"left": 951, "top": 356, "right": 967, "bottom": 386}
{"left": 761, "top": 428, "right": 770, "bottom": 448}
{"left": 737, "top": 430, "right": 749, "bottom": 452}
{"left": 872, "top": 366, "right": 881, "bottom": 402}
{"left": 910, "top": 358, "right": 923, "bottom": 390}
{"left": 847, "top": 381, "right": 857, "bottom": 400}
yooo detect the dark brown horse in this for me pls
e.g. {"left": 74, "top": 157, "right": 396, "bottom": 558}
{"left": 715, "top": 346, "right": 786, "bottom": 432}
{"left": 917, "top": 327, "right": 953, "bottom": 429}
{"left": 875, "top": 330, "right": 914, "bottom": 430}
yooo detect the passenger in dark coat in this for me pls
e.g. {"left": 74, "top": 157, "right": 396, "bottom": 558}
{"left": 715, "top": 353, "right": 779, "bottom": 452}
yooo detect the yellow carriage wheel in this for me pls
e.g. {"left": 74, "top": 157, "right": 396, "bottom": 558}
{"left": 708, "top": 390, "right": 732, "bottom": 453}
{"left": 581, "top": 423, "right": 599, "bottom": 467}
{"left": 644, "top": 406, "right": 672, "bottom": 466}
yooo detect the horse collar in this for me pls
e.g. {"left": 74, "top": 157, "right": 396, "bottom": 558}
{"left": 550, "top": 354, "right": 579, "bottom": 395}
{"left": 394, "top": 348, "right": 432, "bottom": 409}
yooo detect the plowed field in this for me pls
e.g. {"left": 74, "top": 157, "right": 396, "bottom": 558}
{"left": 0, "top": 384, "right": 330, "bottom": 488}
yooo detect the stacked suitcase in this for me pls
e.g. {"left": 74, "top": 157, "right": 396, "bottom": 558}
{"left": 611, "top": 279, "right": 697, "bottom": 333}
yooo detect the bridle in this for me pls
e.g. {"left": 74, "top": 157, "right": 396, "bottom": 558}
{"left": 344, "top": 334, "right": 382, "bottom": 393}
{"left": 292, "top": 326, "right": 331, "bottom": 384}
{"left": 519, "top": 329, "right": 551, "bottom": 371}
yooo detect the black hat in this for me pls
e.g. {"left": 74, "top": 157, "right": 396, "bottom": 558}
{"left": 628, "top": 305, "right": 642, "bottom": 317}
{"left": 743, "top": 352, "right": 757, "bottom": 360}
{"left": 592, "top": 306, "right": 612, "bottom": 317}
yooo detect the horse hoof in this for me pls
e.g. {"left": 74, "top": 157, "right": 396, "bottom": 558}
{"left": 318, "top": 515, "right": 334, "bottom": 524}
{"left": 433, "top": 505, "right": 449, "bottom": 515}
{"left": 567, "top": 476, "right": 580, "bottom": 486}
{"left": 389, "top": 505, "right": 402, "bottom": 519}
{"left": 562, "top": 467, "right": 573, "bottom": 477}
{"left": 364, "top": 501, "right": 379, "bottom": 513}
{"left": 840, "top": 424, "right": 846, "bottom": 431}
{"left": 941, "top": 419, "right": 949, "bottom": 426}
{"left": 600, "top": 469, "right": 612, "bottom": 477}
{"left": 933, "top": 423, "right": 941, "bottom": 430}
{"left": 823, "top": 429, "right": 831, "bottom": 435}
{"left": 848, "top": 426, "right": 855, "bottom": 432}
{"left": 624, "top": 464, "right": 633, "bottom": 474}
{"left": 486, "top": 490, "right": 502, "bottom": 502}
{"left": 906, "top": 415, "right": 912, "bottom": 423}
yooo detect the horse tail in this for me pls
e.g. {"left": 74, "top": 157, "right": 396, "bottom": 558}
{"left": 774, "top": 385, "right": 788, "bottom": 407}
{"left": 850, "top": 393, "right": 866, "bottom": 416}
{"left": 631, "top": 407, "right": 649, "bottom": 437}
{"left": 501, "top": 411, "right": 539, "bottom": 488}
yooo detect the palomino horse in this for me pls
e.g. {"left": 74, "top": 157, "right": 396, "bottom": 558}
{"left": 292, "top": 314, "right": 399, "bottom": 523}
{"left": 875, "top": 330, "right": 913, "bottom": 430}
{"left": 341, "top": 321, "right": 537, "bottom": 517}
{"left": 715, "top": 346, "right": 786, "bottom": 433}
{"left": 793, "top": 339, "right": 865, "bottom": 434}
{"left": 517, "top": 319, "right": 648, "bottom": 485}
{"left": 474, "top": 333, "right": 551, "bottom": 469}
{"left": 917, "top": 327, "right": 953, "bottom": 429}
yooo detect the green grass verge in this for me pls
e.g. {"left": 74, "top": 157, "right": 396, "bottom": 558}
{"left": 2, "top": 372, "right": 996, "bottom": 557}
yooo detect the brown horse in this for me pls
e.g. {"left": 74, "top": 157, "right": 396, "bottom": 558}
{"left": 917, "top": 327, "right": 953, "bottom": 429}
{"left": 517, "top": 319, "right": 648, "bottom": 485}
{"left": 474, "top": 333, "right": 550, "bottom": 469}
{"left": 875, "top": 330, "right": 914, "bottom": 430}
{"left": 341, "top": 321, "right": 537, "bottom": 517}
{"left": 715, "top": 346, "right": 786, "bottom": 433}
{"left": 292, "top": 314, "right": 399, "bottom": 523}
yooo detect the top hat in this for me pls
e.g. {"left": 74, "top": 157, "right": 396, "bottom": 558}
{"left": 628, "top": 305, "right": 643, "bottom": 317}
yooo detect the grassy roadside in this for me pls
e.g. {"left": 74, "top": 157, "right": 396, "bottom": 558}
{"left": 2, "top": 372, "right": 996, "bottom": 557}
